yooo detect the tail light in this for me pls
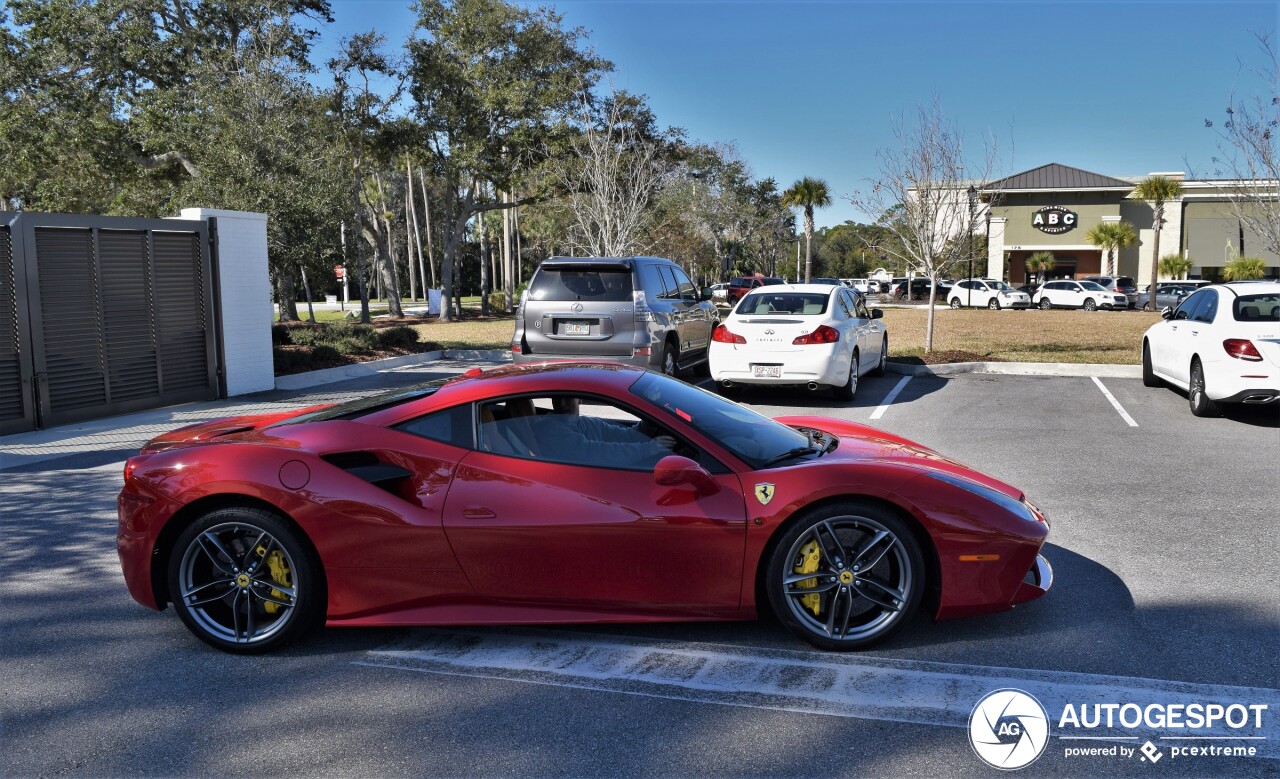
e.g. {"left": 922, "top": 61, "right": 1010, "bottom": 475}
{"left": 633, "top": 290, "right": 654, "bottom": 322}
{"left": 511, "top": 342, "right": 522, "bottom": 354}
{"left": 793, "top": 325, "right": 840, "bottom": 345}
{"left": 1224, "top": 338, "right": 1264, "bottom": 361}
{"left": 712, "top": 325, "right": 746, "bottom": 344}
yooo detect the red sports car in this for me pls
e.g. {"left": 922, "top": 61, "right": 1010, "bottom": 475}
{"left": 117, "top": 362, "right": 1052, "bottom": 654}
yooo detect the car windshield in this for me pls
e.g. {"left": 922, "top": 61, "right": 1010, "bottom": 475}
{"left": 736, "top": 292, "right": 831, "bottom": 316}
{"left": 267, "top": 380, "right": 447, "bottom": 426}
{"left": 988, "top": 281, "right": 1012, "bottom": 291}
{"left": 528, "top": 267, "right": 633, "bottom": 302}
{"left": 1079, "top": 281, "right": 1107, "bottom": 291}
{"left": 1233, "top": 294, "right": 1280, "bottom": 322}
{"left": 629, "top": 373, "right": 812, "bottom": 469}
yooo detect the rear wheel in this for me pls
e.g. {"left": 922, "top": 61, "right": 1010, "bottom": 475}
{"left": 833, "top": 350, "right": 859, "bottom": 401}
{"left": 168, "top": 507, "right": 324, "bottom": 654}
{"left": 766, "top": 500, "right": 924, "bottom": 651}
{"left": 1039, "top": 298, "right": 1053, "bottom": 310}
{"left": 987, "top": 298, "right": 1000, "bottom": 310}
{"left": 1142, "top": 341, "right": 1161, "bottom": 388}
{"left": 1188, "top": 360, "right": 1221, "bottom": 417}
{"left": 1083, "top": 298, "right": 1098, "bottom": 312}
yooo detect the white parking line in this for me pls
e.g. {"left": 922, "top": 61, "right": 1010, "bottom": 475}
{"left": 870, "top": 376, "right": 912, "bottom": 420}
{"left": 357, "top": 629, "right": 1280, "bottom": 755}
{"left": 1091, "top": 376, "right": 1139, "bottom": 427}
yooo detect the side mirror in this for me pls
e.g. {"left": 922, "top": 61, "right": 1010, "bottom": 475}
{"left": 700, "top": 288, "right": 714, "bottom": 301}
{"left": 654, "top": 455, "right": 717, "bottom": 494}
{"left": 871, "top": 308, "right": 884, "bottom": 319}
{"left": 1161, "top": 306, "right": 1174, "bottom": 320}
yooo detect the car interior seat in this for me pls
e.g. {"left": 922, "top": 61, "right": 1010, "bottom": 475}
{"left": 1240, "top": 305, "right": 1261, "bottom": 321}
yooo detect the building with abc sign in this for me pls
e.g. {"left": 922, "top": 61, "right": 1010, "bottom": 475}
{"left": 933, "top": 163, "right": 1279, "bottom": 285}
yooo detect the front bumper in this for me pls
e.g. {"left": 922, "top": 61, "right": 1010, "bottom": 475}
{"left": 1011, "top": 554, "right": 1053, "bottom": 605}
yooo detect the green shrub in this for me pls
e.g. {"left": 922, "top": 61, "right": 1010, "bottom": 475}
{"left": 376, "top": 325, "right": 419, "bottom": 349}
{"left": 309, "top": 345, "right": 342, "bottom": 362}
{"left": 487, "top": 291, "right": 508, "bottom": 311}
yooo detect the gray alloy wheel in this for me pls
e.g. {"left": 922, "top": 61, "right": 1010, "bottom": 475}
{"left": 1040, "top": 298, "right": 1053, "bottom": 310}
{"left": 661, "top": 342, "right": 678, "bottom": 377}
{"left": 987, "top": 298, "right": 1000, "bottom": 310}
{"left": 1083, "top": 298, "right": 1097, "bottom": 312}
{"left": 1188, "top": 360, "right": 1222, "bottom": 417}
{"left": 949, "top": 297, "right": 961, "bottom": 309}
{"left": 767, "top": 502, "right": 923, "bottom": 651}
{"left": 168, "top": 508, "right": 323, "bottom": 653}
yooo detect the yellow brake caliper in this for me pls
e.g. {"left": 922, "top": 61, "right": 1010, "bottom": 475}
{"left": 256, "top": 546, "right": 292, "bottom": 615}
{"left": 794, "top": 540, "right": 822, "bottom": 616}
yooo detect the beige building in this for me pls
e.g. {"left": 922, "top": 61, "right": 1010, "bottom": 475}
{"left": 978, "top": 163, "right": 1279, "bottom": 284}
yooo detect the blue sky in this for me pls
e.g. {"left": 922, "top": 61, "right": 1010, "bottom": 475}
{"left": 316, "top": 1, "right": 1279, "bottom": 227}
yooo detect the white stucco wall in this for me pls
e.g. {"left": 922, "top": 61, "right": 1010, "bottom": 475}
{"left": 176, "top": 208, "right": 274, "bottom": 396}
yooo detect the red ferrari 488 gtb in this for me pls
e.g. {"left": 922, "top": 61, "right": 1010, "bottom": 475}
{"left": 118, "top": 362, "right": 1051, "bottom": 653}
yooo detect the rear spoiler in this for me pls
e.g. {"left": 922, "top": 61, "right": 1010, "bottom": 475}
{"left": 539, "top": 257, "right": 633, "bottom": 272}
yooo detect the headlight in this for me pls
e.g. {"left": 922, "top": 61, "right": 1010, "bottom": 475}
{"left": 925, "top": 472, "right": 1044, "bottom": 524}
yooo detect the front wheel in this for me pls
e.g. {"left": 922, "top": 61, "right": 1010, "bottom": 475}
{"left": 168, "top": 507, "right": 324, "bottom": 654}
{"left": 1142, "top": 341, "right": 1161, "bottom": 388}
{"left": 870, "top": 336, "right": 888, "bottom": 377}
{"left": 766, "top": 501, "right": 924, "bottom": 651}
{"left": 1083, "top": 298, "right": 1098, "bottom": 312}
{"left": 987, "top": 298, "right": 1000, "bottom": 310}
{"left": 1188, "top": 360, "right": 1221, "bottom": 417}
{"left": 1142, "top": 302, "right": 1153, "bottom": 312}
{"left": 661, "top": 342, "right": 679, "bottom": 377}
{"left": 949, "top": 297, "right": 961, "bottom": 309}
{"left": 1039, "top": 298, "right": 1053, "bottom": 310}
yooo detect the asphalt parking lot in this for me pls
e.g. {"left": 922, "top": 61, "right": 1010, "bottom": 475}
{"left": 1, "top": 362, "right": 1277, "bottom": 777}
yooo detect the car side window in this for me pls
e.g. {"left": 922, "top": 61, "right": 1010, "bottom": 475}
{"left": 1175, "top": 290, "right": 1206, "bottom": 321}
{"left": 637, "top": 264, "right": 666, "bottom": 299}
{"left": 670, "top": 266, "right": 697, "bottom": 300}
{"left": 855, "top": 296, "right": 871, "bottom": 318}
{"left": 1193, "top": 290, "right": 1218, "bottom": 323}
{"left": 656, "top": 265, "right": 681, "bottom": 299}
{"left": 476, "top": 394, "right": 710, "bottom": 472}
{"left": 396, "top": 404, "right": 474, "bottom": 448}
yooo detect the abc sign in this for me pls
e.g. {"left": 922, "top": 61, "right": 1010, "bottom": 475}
{"left": 1032, "top": 206, "right": 1078, "bottom": 234}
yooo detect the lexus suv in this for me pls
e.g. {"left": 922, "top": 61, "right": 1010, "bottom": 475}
{"left": 512, "top": 256, "right": 718, "bottom": 376}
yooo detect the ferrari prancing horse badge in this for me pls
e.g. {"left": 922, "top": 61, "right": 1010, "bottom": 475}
{"left": 754, "top": 483, "right": 775, "bottom": 505}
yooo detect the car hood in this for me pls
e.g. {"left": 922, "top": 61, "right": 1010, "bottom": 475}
{"left": 775, "top": 415, "right": 1023, "bottom": 500}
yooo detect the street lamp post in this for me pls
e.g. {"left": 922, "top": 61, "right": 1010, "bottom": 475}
{"left": 966, "top": 185, "right": 977, "bottom": 308}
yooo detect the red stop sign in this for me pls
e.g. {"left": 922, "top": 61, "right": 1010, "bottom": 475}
{"left": 334, "top": 265, "right": 345, "bottom": 279}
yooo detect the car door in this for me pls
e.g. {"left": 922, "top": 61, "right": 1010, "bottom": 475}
{"left": 853, "top": 293, "right": 882, "bottom": 369}
{"left": 442, "top": 393, "right": 748, "bottom": 611}
{"left": 1153, "top": 290, "right": 1206, "bottom": 381}
{"left": 671, "top": 264, "right": 713, "bottom": 357}
{"left": 835, "top": 290, "right": 865, "bottom": 369}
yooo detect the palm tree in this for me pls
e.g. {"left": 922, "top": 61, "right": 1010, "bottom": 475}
{"left": 1131, "top": 176, "right": 1185, "bottom": 304}
{"left": 1085, "top": 221, "right": 1137, "bottom": 276}
{"left": 1025, "top": 251, "right": 1056, "bottom": 283}
{"left": 782, "top": 177, "right": 832, "bottom": 283}
{"left": 1223, "top": 256, "right": 1267, "bottom": 280}
{"left": 1158, "top": 253, "right": 1193, "bottom": 280}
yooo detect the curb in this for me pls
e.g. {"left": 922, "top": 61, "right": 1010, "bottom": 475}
{"left": 273, "top": 349, "right": 512, "bottom": 391}
{"left": 886, "top": 361, "right": 1142, "bottom": 379}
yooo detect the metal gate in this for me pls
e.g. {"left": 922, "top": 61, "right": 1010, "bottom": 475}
{"left": 0, "top": 212, "right": 219, "bottom": 435}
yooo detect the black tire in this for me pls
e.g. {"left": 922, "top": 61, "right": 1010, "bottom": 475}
{"left": 1142, "top": 302, "right": 1153, "bottom": 312}
{"left": 766, "top": 500, "right": 924, "bottom": 651}
{"left": 832, "top": 349, "right": 859, "bottom": 401}
{"left": 1142, "top": 341, "right": 1161, "bottom": 388}
{"left": 1039, "top": 298, "right": 1053, "bottom": 310}
{"left": 1083, "top": 298, "right": 1097, "bottom": 312}
{"left": 987, "top": 298, "right": 1000, "bottom": 310}
{"left": 870, "top": 336, "right": 888, "bottom": 377}
{"left": 1188, "top": 360, "right": 1222, "bottom": 417}
{"left": 168, "top": 507, "right": 325, "bottom": 654}
{"left": 949, "top": 297, "right": 961, "bottom": 309}
{"left": 661, "top": 341, "right": 679, "bottom": 377}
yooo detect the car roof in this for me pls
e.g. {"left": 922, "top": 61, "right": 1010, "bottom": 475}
{"left": 744, "top": 283, "right": 842, "bottom": 295}
{"left": 1213, "top": 281, "right": 1280, "bottom": 296}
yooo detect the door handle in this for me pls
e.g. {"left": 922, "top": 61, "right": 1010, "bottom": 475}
{"left": 462, "top": 506, "right": 496, "bottom": 520}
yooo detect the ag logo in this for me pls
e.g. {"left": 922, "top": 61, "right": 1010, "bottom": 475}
{"left": 969, "top": 688, "right": 1049, "bottom": 770}
{"left": 754, "top": 483, "right": 775, "bottom": 505}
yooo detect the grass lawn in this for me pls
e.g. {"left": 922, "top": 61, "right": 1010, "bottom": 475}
{"left": 388, "top": 307, "right": 1158, "bottom": 364}
{"left": 880, "top": 307, "right": 1159, "bottom": 364}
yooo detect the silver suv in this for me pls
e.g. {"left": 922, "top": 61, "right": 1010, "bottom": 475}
{"left": 512, "top": 256, "right": 718, "bottom": 376}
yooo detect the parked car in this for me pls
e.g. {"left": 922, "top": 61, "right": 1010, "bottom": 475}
{"left": 117, "top": 362, "right": 1051, "bottom": 653}
{"left": 1082, "top": 275, "right": 1139, "bottom": 307}
{"left": 1034, "top": 280, "right": 1128, "bottom": 311}
{"left": 727, "top": 275, "right": 786, "bottom": 304}
{"left": 1134, "top": 283, "right": 1196, "bottom": 312}
{"left": 948, "top": 279, "right": 1032, "bottom": 310}
{"left": 892, "top": 278, "right": 953, "bottom": 302}
{"left": 708, "top": 282, "right": 731, "bottom": 304}
{"left": 842, "top": 278, "right": 873, "bottom": 295}
{"left": 810, "top": 277, "right": 843, "bottom": 286}
{"left": 1142, "top": 281, "right": 1280, "bottom": 416}
{"left": 710, "top": 283, "right": 886, "bottom": 400}
{"left": 1016, "top": 283, "right": 1042, "bottom": 301}
{"left": 512, "top": 256, "right": 718, "bottom": 377}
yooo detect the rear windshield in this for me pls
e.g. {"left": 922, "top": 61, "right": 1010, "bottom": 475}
{"left": 528, "top": 268, "right": 633, "bottom": 302}
{"left": 737, "top": 292, "right": 831, "bottom": 316}
{"left": 1234, "top": 294, "right": 1280, "bottom": 322}
{"left": 1116, "top": 277, "right": 1135, "bottom": 287}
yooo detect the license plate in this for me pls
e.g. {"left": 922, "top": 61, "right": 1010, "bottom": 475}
{"left": 562, "top": 320, "right": 591, "bottom": 335}
{"left": 753, "top": 365, "right": 782, "bottom": 378}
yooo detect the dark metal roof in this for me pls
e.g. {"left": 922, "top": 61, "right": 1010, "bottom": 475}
{"left": 985, "top": 163, "right": 1135, "bottom": 192}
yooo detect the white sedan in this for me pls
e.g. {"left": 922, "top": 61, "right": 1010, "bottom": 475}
{"left": 1142, "top": 281, "right": 1280, "bottom": 416}
{"left": 1034, "top": 280, "right": 1128, "bottom": 311}
{"left": 948, "top": 278, "right": 1032, "bottom": 309}
{"left": 709, "top": 283, "right": 887, "bottom": 400}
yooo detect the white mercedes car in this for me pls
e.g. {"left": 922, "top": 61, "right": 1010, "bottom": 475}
{"left": 948, "top": 278, "right": 1032, "bottom": 309}
{"left": 709, "top": 283, "right": 887, "bottom": 400}
{"left": 1142, "top": 281, "right": 1280, "bottom": 416}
